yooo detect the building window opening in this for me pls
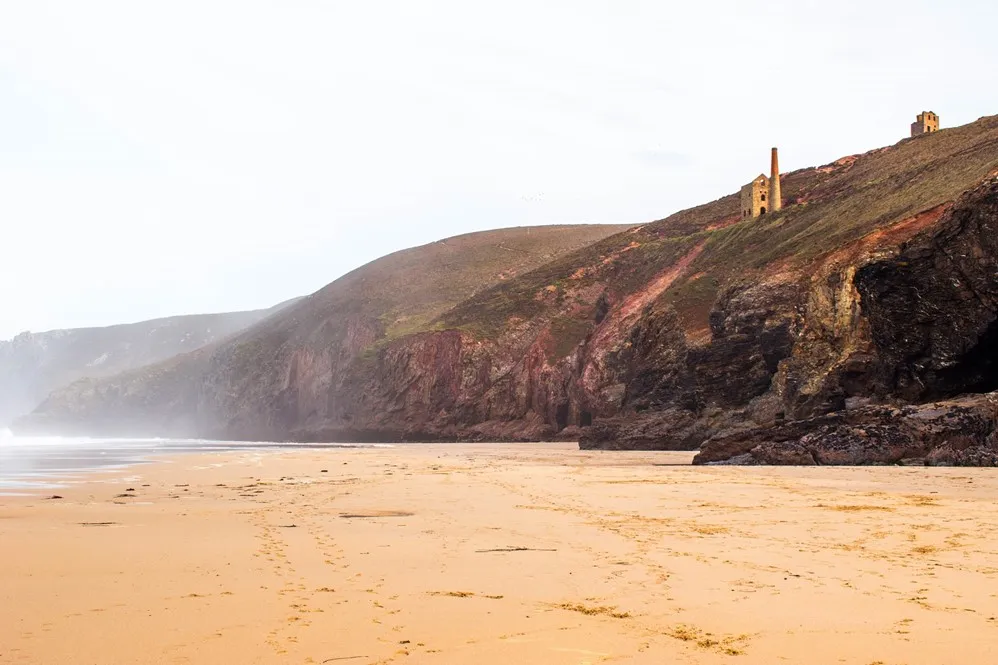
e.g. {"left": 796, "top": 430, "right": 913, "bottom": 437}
{"left": 760, "top": 206, "right": 767, "bottom": 215}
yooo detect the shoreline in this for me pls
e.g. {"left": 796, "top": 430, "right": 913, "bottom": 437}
{"left": 2, "top": 443, "right": 996, "bottom": 664}
{"left": 0, "top": 436, "right": 402, "bottom": 497}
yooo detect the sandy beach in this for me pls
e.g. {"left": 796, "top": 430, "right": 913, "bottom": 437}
{"left": 1, "top": 442, "right": 996, "bottom": 664}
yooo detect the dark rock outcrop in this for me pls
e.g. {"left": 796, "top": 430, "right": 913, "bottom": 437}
{"left": 693, "top": 393, "right": 998, "bottom": 466}
{"left": 854, "top": 182, "right": 998, "bottom": 401}
{"left": 580, "top": 410, "right": 708, "bottom": 450}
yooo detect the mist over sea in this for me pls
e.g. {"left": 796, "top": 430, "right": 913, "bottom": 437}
{"left": 0, "top": 429, "right": 387, "bottom": 495}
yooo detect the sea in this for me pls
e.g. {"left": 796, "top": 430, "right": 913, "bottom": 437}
{"left": 0, "top": 428, "right": 385, "bottom": 495}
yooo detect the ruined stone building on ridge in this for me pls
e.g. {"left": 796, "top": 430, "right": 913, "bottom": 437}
{"left": 739, "top": 112, "right": 941, "bottom": 220}
{"left": 741, "top": 147, "right": 783, "bottom": 220}
{"left": 911, "top": 111, "right": 940, "bottom": 136}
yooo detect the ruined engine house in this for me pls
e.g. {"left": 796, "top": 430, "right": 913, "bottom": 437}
{"left": 741, "top": 148, "right": 783, "bottom": 220}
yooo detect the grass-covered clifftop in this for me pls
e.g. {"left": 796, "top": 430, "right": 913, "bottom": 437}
{"left": 439, "top": 115, "right": 998, "bottom": 345}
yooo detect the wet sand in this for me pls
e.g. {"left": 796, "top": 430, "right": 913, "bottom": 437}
{"left": 1, "top": 442, "right": 996, "bottom": 664}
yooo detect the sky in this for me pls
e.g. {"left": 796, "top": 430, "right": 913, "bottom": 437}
{"left": 1, "top": 0, "right": 996, "bottom": 339}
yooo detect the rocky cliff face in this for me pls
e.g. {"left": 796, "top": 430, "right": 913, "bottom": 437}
{"left": 14, "top": 116, "right": 998, "bottom": 463}
{"left": 13, "top": 225, "right": 631, "bottom": 439}
{"left": 0, "top": 306, "right": 288, "bottom": 427}
{"left": 689, "top": 175, "right": 998, "bottom": 464}
{"left": 584, "top": 173, "right": 998, "bottom": 457}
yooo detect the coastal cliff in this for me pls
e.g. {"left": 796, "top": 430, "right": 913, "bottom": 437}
{"left": 13, "top": 225, "right": 631, "bottom": 439}
{"left": 0, "top": 305, "right": 291, "bottom": 427}
{"left": 14, "top": 116, "right": 998, "bottom": 464}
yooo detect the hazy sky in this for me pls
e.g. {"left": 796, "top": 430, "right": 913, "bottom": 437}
{"left": 1, "top": 0, "right": 995, "bottom": 339}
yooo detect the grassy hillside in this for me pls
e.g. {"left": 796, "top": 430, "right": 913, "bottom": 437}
{"left": 16, "top": 224, "right": 632, "bottom": 437}
{"left": 438, "top": 116, "right": 998, "bottom": 341}
{"left": 214, "top": 224, "right": 634, "bottom": 376}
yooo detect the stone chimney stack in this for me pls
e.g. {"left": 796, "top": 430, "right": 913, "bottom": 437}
{"left": 769, "top": 147, "right": 783, "bottom": 213}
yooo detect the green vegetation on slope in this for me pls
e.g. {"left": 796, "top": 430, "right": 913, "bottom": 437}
{"left": 437, "top": 115, "right": 998, "bottom": 340}
{"left": 697, "top": 122, "right": 998, "bottom": 276}
{"left": 18, "top": 223, "right": 633, "bottom": 434}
